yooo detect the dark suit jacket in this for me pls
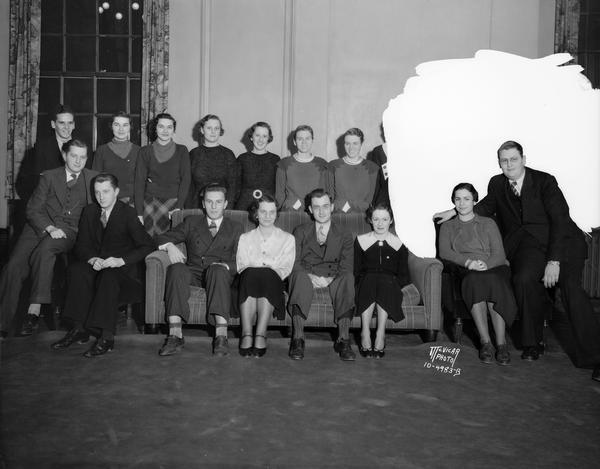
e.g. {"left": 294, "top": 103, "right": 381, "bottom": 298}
{"left": 74, "top": 201, "right": 156, "bottom": 281}
{"left": 475, "top": 167, "right": 586, "bottom": 262}
{"left": 34, "top": 136, "right": 64, "bottom": 175}
{"left": 156, "top": 215, "right": 244, "bottom": 273}
{"left": 292, "top": 221, "right": 354, "bottom": 277}
{"left": 26, "top": 167, "right": 98, "bottom": 238}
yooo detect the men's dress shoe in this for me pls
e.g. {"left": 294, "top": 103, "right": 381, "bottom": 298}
{"left": 592, "top": 366, "right": 600, "bottom": 383}
{"left": 289, "top": 338, "right": 305, "bottom": 360}
{"left": 521, "top": 346, "right": 540, "bottom": 361}
{"left": 20, "top": 314, "right": 40, "bottom": 336}
{"left": 479, "top": 342, "right": 495, "bottom": 364}
{"left": 51, "top": 328, "right": 90, "bottom": 350}
{"left": 158, "top": 335, "right": 184, "bottom": 356}
{"left": 495, "top": 344, "right": 511, "bottom": 366}
{"left": 213, "top": 335, "right": 229, "bottom": 356}
{"left": 334, "top": 339, "right": 356, "bottom": 361}
{"left": 83, "top": 338, "right": 114, "bottom": 357}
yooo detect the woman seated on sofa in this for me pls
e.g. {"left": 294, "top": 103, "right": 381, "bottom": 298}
{"left": 354, "top": 203, "right": 412, "bottom": 358}
{"left": 275, "top": 125, "right": 328, "bottom": 211}
{"left": 439, "top": 183, "right": 517, "bottom": 365}
{"left": 236, "top": 194, "right": 295, "bottom": 357}
{"left": 327, "top": 127, "right": 379, "bottom": 213}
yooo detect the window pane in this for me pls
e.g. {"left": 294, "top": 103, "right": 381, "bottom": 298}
{"left": 99, "top": 37, "right": 128, "bottom": 73}
{"left": 99, "top": 0, "right": 129, "bottom": 35}
{"left": 75, "top": 115, "right": 94, "bottom": 151}
{"left": 96, "top": 116, "right": 114, "bottom": 146}
{"left": 130, "top": 115, "right": 141, "bottom": 146}
{"left": 41, "top": 0, "right": 63, "bottom": 34}
{"left": 132, "top": 37, "right": 142, "bottom": 73}
{"left": 64, "top": 78, "right": 94, "bottom": 113}
{"left": 130, "top": 79, "right": 141, "bottom": 111}
{"left": 39, "top": 78, "right": 61, "bottom": 115}
{"left": 132, "top": 1, "right": 144, "bottom": 35}
{"left": 40, "top": 36, "right": 63, "bottom": 72}
{"left": 66, "top": 36, "right": 96, "bottom": 71}
{"left": 66, "top": 0, "right": 96, "bottom": 34}
{"left": 98, "top": 79, "right": 127, "bottom": 113}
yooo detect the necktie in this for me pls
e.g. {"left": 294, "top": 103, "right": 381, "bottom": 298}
{"left": 209, "top": 221, "right": 218, "bottom": 238}
{"left": 100, "top": 210, "right": 108, "bottom": 228}
{"left": 67, "top": 173, "right": 77, "bottom": 188}
{"left": 510, "top": 180, "right": 520, "bottom": 197}
{"left": 317, "top": 224, "right": 326, "bottom": 245}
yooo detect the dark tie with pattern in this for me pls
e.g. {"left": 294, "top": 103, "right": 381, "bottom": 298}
{"left": 510, "top": 180, "right": 520, "bottom": 197}
{"left": 209, "top": 221, "right": 218, "bottom": 238}
{"left": 317, "top": 224, "right": 326, "bottom": 245}
{"left": 100, "top": 210, "right": 108, "bottom": 228}
{"left": 67, "top": 172, "right": 77, "bottom": 188}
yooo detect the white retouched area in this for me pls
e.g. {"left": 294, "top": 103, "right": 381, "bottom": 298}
{"left": 383, "top": 50, "right": 600, "bottom": 258}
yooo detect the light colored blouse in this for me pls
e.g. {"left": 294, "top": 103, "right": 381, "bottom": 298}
{"left": 236, "top": 226, "right": 296, "bottom": 279}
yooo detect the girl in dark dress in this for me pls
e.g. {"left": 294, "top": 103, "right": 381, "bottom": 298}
{"left": 236, "top": 195, "right": 295, "bottom": 357}
{"left": 354, "top": 204, "right": 410, "bottom": 358}
{"left": 235, "top": 122, "right": 280, "bottom": 211}
{"left": 439, "top": 183, "right": 517, "bottom": 365}
{"left": 134, "top": 113, "right": 191, "bottom": 237}
{"left": 92, "top": 111, "right": 140, "bottom": 205}
{"left": 186, "top": 114, "right": 240, "bottom": 208}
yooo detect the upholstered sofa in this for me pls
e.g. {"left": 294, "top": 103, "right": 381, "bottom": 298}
{"left": 145, "top": 209, "right": 443, "bottom": 340}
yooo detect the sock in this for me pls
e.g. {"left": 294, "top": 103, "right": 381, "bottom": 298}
{"left": 292, "top": 306, "right": 305, "bottom": 339}
{"left": 27, "top": 303, "right": 41, "bottom": 317}
{"left": 337, "top": 317, "right": 350, "bottom": 341}
{"left": 215, "top": 324, "right": 227, "bottom": 337}
{"left": 168, "top": 316, "right": 183, "bottom": 338}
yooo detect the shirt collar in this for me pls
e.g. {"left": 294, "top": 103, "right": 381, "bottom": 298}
{"left": 508, "top": 169, "right": 526, "bottom": 193}
{"left": 357, "top": 231, "right": 403, "bottom": 251}
{"left": 207, "top": 216, "right": 224, "bottom": 230}
{"left": 65, "top": 167, "right": 81, "bottom": 181}
{"left": 315, "top": 220, "right": 331, "bottom": 235}
{"left": 102, "top": 202, "right": 116, "bottom": 221}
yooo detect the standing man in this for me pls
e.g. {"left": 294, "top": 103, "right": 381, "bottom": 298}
{"left": 435, "top": 140, "right": 600, "bottom": 381}
{"left": 156, "top": 183, "right": 244, "bottom": 357}
{"left": 51, "top": 173, "right": 155, "bottom": 356}
{"left": 0, "top": 139, "right": 97, "bottom": 335}
{"left": 287, "top": 188, "right": 356, "bottom": 361}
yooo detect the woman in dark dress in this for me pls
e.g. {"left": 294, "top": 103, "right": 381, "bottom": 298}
{"left": 186, "top": 114, "right": 240, "bottom": 208}
{"left": 439, "top": 183, "right": 517, "bottom": 365}
{"left": 134, "top": 113, "right": 191, "bottom": 237}
{"left": 354, "top": 203, "right": 410, "bottom": 358}
{"left": 92, "top": 111, "right": 140, "bottom": 205}
{"left": 236, "top": 194, "right": 295, "bottom": 357}
{"left": 235, "top": 121, "right": 280, "bottom": 211}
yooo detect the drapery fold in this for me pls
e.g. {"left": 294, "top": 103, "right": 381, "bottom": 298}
{"left": 554, "top": 0, "right": 580, "bottom": 58}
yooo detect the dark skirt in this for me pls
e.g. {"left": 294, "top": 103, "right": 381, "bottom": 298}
{"left": 238, "top": 267, "right": 286, "bottom": 320}
{"left": 459, "top": 264, "right": 517, "bottom": 326}
{"left": 356, "top": 273, "right": 406, "bottom": 322}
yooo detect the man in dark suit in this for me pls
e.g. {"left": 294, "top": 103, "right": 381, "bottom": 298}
{"left": 436, "top": 140, "right": 600, "bottom": 381}
{"left": 51, "top": 173, "right": 155, "bottom": 356}
{"left": 155, "top": 183, "right": 244, "bottom": 357}
{"left": 287, "top": 188, "right": 355, "bottom": 361}
{"left": 0, "top": 139, "right": 97, "bottom": 336}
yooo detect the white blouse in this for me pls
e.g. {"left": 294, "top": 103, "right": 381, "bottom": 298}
{"left": 236, "top": 226, "right": 296, "bottom": 280}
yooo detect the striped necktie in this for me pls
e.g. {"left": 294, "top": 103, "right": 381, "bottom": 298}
{"left": 67, "top": 173, "right": 77, "bottom": 188}
{"left": 209, "top": 221, "right": 217, "bottom": 238}
{"left": 100, "top": 210, "right": 108, "bottom": 228}
{"left": 510, "top": 180, "right": 520, "bottom": 197}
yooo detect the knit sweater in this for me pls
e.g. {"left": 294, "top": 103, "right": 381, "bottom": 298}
{"left": 275, "top": 156, "right": 329, "bottom": 211}
{"left": 235, "top": 151, "right": 280, "bottom": 210}
{"left": 93, "top": 141, "right": 140, "bottom": 200}
{"left": 327, "top": 158, "right": 379, "bottom": 213}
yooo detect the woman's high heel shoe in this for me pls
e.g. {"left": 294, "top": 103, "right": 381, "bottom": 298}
{"left": 253, "top": 334, "right": 267, "bottom": 358}
{"left": 372, "top": 348, "right": 385, "bottom": 359}
{"left": 239, "top": 334, "right": 254, "bottom": 357}
{"left": 359, "top": 345, "right": 373, "bottom": 358}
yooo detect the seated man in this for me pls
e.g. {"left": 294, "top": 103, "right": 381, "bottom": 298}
{"left": 156, "top": 183, "right": 244, "bottom": 357}
{"left": 51, "top": 173, "right": 155, "bottom": 356}
{"left": 0, "top": 139, "right": 97, "bottom": 336}
{"left": 288, "top": 188, "right": 356, "bottom": 361}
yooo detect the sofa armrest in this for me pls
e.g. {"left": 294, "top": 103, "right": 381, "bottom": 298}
{"left": 407, "top": 253, "right": 443, "bottom": 330}
{"left": 145, "top": 250, "right": 173, "bottom": 325}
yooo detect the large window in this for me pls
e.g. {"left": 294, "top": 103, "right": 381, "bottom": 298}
{"left": 38, "top": 0, "right": 143, "bottom": 148}
{"left": 578, "top": 0, "right": 600, "bottom": 88}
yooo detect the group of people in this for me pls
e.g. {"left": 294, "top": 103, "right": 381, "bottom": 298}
{"left": 1, "top": 104, "right": 599, "bottom": 382}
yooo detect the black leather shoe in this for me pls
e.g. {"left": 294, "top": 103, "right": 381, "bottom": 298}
{"left": 158, "top": 335, "right": 184, "bottom": 356}
{"left": 20, "top": 314, "right": 40, "bottom": 336}
{"left": 239, "top": 334, "right": 253, "bottom": 357}
{"left": 359, "top": 345, "right": 373, "bottom": 358}
{"left": 83, "top": 338, "right": 114, "bottom": 357}
{"left": 253, "top": 334, "right": 267, "bottom": 358}
{"left": 289, "top": 338, "right": 305, "bottom": 360}
{"left": 334, "top": 339, "right": 356, "bottom": 361}
{"left": 495, "top": 344, "right": 511, "bottom": 366}
{"left": 372, "top": 348, "right": 386, "bottom": 359}
{"left": 592, "top": 366, "right": 600, "bottom": 383}
{"left": 213, "top": 335, "right": 229, "bottom": 356}
{"left": 51, "top": 329, "right": 90, "bottom": 350}
{"left": 521, "top": 346, "right": 540, "bottom": 361}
